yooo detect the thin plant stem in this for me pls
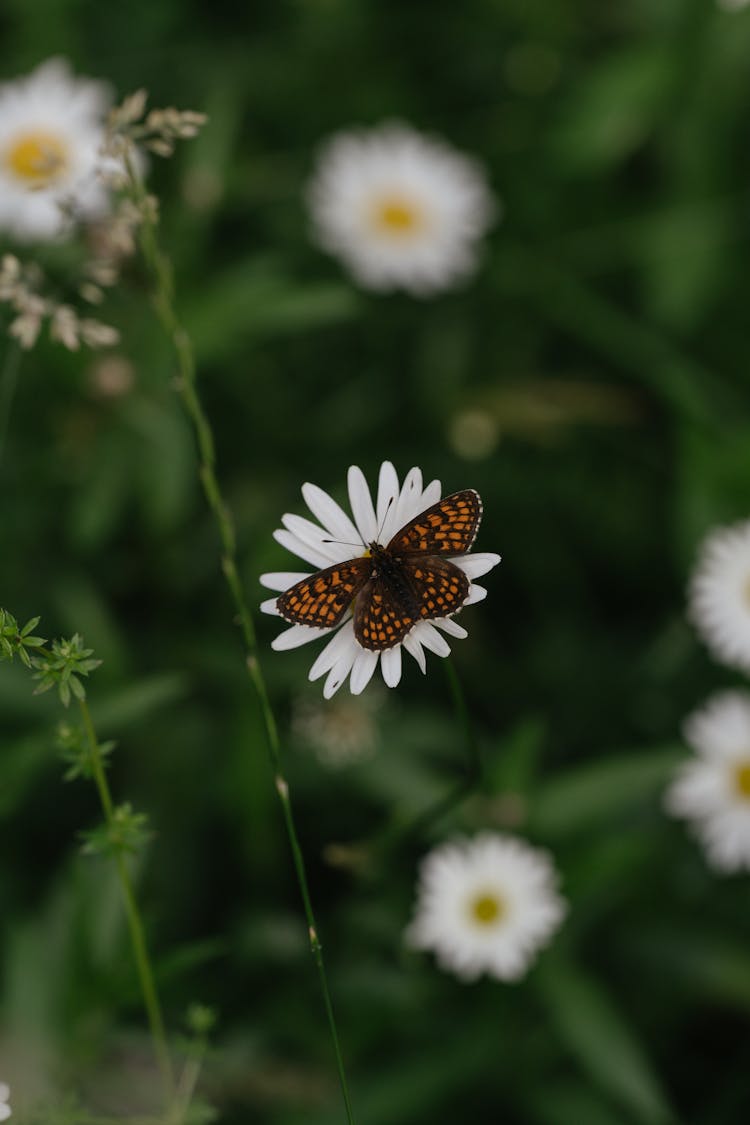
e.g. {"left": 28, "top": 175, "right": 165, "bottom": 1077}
{"left": 346, "top": 657, "right": 484, "bottom": 867}
{"left": 126, "top": 157, "right": 356, "bottom": 1125}
{"left": 78, "top": 698, "right": 176, "bottom": 1106}
{"left": 0, "top": 339, "right": 22, "bottom": 468}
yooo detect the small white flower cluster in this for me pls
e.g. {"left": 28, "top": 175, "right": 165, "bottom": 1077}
{"left": 666, "top": 520, "right": 750, "bottom": 872}
{"left": 0, "top": 253, "right": 119, "bottom": 351}
{"left": 103, "top": 88, "right": 207, "bottom": 167}
{"left": 0, "top": 1082, "right": 10, "bottom": 1121}
{"left": 0, "top": 61, "right": 207, "bottom": 355}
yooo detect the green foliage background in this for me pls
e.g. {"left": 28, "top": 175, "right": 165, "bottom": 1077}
{"left": 2, "top": 1, "right": 750, "bottom": 1122}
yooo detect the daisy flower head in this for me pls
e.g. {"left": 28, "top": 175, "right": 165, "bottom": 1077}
{"left": 406, "top": 833, "right": 567, "bottom": 982}
{"left": 260, "top": 462, "right": 501, "bottom": 699}
{"left": 688, "top": 519, "right": 750, "bottom": 673}
{"left": 0, "top": 57, "right": 115, "bottom": 241}
{"left": 0, "top": 1082, "right": 10, "bottom": 1121}
{"left": 666, "top": 692, "right": 750, "bottom": 873}
{"left": 306, "top": 122, "right": 496, "bottom": 295}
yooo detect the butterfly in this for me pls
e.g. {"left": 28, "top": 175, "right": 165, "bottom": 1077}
{"left": 276, "top": 489, "right": 482, "bottom": 651}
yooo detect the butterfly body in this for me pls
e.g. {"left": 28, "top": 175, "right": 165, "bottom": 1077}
{"left": 276, "top": 488, "right": 482, "bottom": 652}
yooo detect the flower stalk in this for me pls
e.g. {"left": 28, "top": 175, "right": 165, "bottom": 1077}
{"left": 123, "top": 154, "right": 356, "bottom": 1124}
{"left": 0, "top": 610, "right": 175, "bottom": 1108}
{"left": 78, "top": 697, "right": 175, "bottom": 1101}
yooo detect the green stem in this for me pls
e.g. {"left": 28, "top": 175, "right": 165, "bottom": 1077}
{"left": 0, "top": 338, "right": 22, "bottom": 468}
{"left": 443, "top": 657, "right": 483, "bottom": 782}
{"left": 349, "top": 658, "right": 483, "bottom": 865}
{"left": 126, "top": 155, "right": 356, "bottom": 1124}
{"left": 78, "top": 698, "right": 176, "bottom": 1105}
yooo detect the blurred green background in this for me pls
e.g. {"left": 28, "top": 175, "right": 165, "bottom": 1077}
{"left": 2, "top": 0, "right": 750, "bottom": 1122}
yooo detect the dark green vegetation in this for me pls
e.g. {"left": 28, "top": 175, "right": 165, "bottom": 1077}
{"left": 2, "top": 2, "right": 750, "bottom": 1122}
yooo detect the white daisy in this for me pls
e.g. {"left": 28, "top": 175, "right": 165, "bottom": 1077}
{"left": 306, "top": 122, "right": 496, "bottom": 295}
{"left": 0, "top": 57, "right": 114, "bottom": 241}
{"left": 688, "top": 519, "right": 750, "bottom": 673}
{"left": 0, "top": 1082, "right": 10, "bottom": 1121}
{"left": 260, "top": 461, "right": 500, "bottom": 699}
{"left": 665, "top": 692, "right": 750, "bottom": 873}
{"left": 405, "top": 833, "right": 566, "bottom": 982}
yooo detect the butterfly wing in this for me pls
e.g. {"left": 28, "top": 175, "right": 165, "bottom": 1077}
{"left": 276, "top": 557, "right": 371, "bottom": 629}
{"left": 353, "top": 556, "right": 471, "bottom": 650}
{"left": 399, "top": 555, "right": 471, "bottom": 621}
{"left": 353, "top": 577, "right": 417, "bottom": 651}
{"left": 387, "top": 489, "right": 482, "bottom": 556}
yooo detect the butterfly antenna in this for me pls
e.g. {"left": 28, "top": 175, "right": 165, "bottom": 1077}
{"left": 320, "top": 537, "right": 364, "bottom": 549}
{"left": 375, "top": 494, "right": 396, "bottom": 544}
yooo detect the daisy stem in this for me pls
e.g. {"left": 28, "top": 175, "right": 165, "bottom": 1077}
{"left": 0, "top": 338, "right": 22, "bottom": 469}
{"left": 126, "top": 157, "right": 357, "bottom": 1125}
{"left": 443, "top": 657, "right": 484, "bottom": 786}
{"left": 78, "top": 697, "right": 176, "bottom": 1105}
{"left": 358, "top": 658, "right": 483, "bottom": 859}
{"left": 399, "top": 658, "right": 484, "bottom": 839}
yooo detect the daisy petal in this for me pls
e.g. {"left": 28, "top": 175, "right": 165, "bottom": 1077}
{"left": 456, "top": 553, "right": 502, "bottom": 579}
{"left": 393, "top": 466, "right": 425, "bottom": 528}
{"left": 349, "top": 648, "right": 379, "bottom": 694}
{"left": 281, "top": 513, "right": 343, "bottom": 562}
{"left": 261, "top": 597, "right": 281, "bottom": 616}
{"left": 465, "top": 584, "right": 487, "bottom": 605}
{"left": 273, "top": 528, "right": 333, "bottom": 570}
{"left": 324, "top": 643, "right": 360, "bottom": 699}
{"left": 420, "top": 478, "right": 442, "bottom": 509}
{"left": 308, "top": 623, "right": 357, "bottom": 681}
{"left": 376, "top": 461, "right": 400, "bottom": 537}
{"left": 381, "top": 645, "right": 402, "bottom": 687}
{"left": 272, "top": 624, "right": 330, "bottom": 651}
{"left": 434, "top": 617, "right": 468, "bottom": 639}
{"left": 260, "top": 571, "right": 311, "bottom": 591}
{"left": 412, "top": 621, "right": 451, "bottom": 657}
{"left": 302, "top": 482, "right": 362, "bottom": 546}
{"left": 403, "top": 631, "right": 427, "bottom": 673}
{"left": 348, "top": 465, "right": 378, "bottom": 543}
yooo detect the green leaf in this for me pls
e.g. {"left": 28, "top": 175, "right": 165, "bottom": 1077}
{"left": 555, "top": 46, "right": 676, "bottom": 172}
{"left": 536, "top": 961, "right": 675, "bottom": 1124}
{"left": 182, "top": 258, "right": 359, "bottom": 361}
{"left": 530, "top": 747, "right": 682, "bottom": 837}
{"left": 88, "top": 672, "right": 189, "bottom": 732}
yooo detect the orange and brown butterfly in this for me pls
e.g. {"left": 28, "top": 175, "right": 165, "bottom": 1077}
{"left": 276, "top": 489, "right": 483, "bottom": 651}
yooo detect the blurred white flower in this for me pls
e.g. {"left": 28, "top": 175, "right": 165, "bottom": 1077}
{"left": 261, "top": 461, "right": 500, "bottom": 698}
{"left": 406, "top": 833, "right": 566, "bottom": 982}
{"left": 688, "top": 519, "right": 750, "bottom": 673}
{"left": 0, "top": 1082, "right": 10, "bottom": 1121}
{"left": 717, "top": 0, "right": 750, "bottom": 11}
{"left": 0, "top": 57, "right": 114, "bottom": 241}
{"left": 292, "top": 691, "right": 379, "bottom": 767}
{"left": 666, "top": 692, "right": 750, "bottom": 873}
{"left": 306, "top": 122, "right": 496, "bottom": 295}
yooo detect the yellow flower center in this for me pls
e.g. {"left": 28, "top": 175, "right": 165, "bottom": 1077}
{"left": 734, "top": 761, "right": 750, "bottom": 800}
{"left": 6, "top": 130, "right": 69, "bottom": 186}
{"left": 372, "top": 195, "right": 423, "bottom": 236}
{"left": 469, "top": 892, "right": 505, "bottom": 926}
